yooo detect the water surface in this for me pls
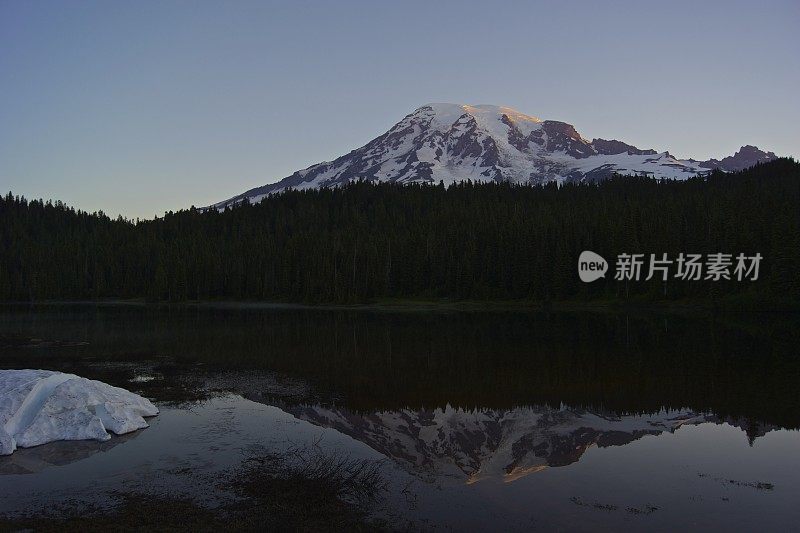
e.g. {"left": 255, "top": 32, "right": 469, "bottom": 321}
{"left": 0, "top": 304, "right": 798, "bottom": 531}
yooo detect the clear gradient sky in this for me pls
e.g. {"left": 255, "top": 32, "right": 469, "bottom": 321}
{"left": 1, "top": 0, "right": 798, "bottom": 219}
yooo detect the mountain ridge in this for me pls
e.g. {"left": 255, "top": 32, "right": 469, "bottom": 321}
{"left": 209, "top": 103, "right": 779, "bottom": 208}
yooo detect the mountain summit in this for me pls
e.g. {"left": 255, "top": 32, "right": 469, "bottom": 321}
{"left": 213, "top": 103, "right": 778, "bottom": 207}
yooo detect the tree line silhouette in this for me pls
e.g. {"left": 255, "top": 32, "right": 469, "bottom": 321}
{"left": 1, "top": 158, "right": 798, "bottom": 305}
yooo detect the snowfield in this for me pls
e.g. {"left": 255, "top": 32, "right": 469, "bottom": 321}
{"left": 0, "top": 370, "right": 158, "bottom": 456}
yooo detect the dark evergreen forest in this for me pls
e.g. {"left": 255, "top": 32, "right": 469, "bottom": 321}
{"left": 1, "top": 159, "right": 798, "bottom": 305}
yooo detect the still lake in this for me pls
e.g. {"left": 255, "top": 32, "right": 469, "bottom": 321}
{"left": 1, "top": 303, "right": 799, "bottom": 531}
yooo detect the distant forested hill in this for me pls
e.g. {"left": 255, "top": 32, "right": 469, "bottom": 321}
{"left": 1, "top": 159, "right": 798, "bottom": 306}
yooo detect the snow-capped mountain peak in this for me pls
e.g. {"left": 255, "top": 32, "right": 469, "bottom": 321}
{"left": 422, "top": 103, "right": 543, "bottom": 133}
{"left": 211, "top": 103, "right": 779, "bottom": 208}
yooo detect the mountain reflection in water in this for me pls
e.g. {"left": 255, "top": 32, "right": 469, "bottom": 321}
{"left": 0, "top": 300, "right": 799, "bottom": 533}
{"left": 286, "top": 405, "right": 713, "bottom": 483}
{"left": 1, "top": 303, "right": 798, "bottom": 480}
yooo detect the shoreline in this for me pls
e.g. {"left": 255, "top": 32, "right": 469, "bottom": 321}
{"left": 1, "top": 296, "right": 797, "bottom": 314}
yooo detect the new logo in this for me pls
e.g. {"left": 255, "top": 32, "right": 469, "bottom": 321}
{"left": 578, "top": 251, "right": 608, "bottom": 282}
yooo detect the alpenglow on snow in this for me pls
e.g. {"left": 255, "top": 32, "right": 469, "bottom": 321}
{"left": 212, "top": 103, "right": 778, "bottom": 208}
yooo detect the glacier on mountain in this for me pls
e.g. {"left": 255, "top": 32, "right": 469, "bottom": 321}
{"left": 212, "top": 103, "right": 778, "bottom": 208}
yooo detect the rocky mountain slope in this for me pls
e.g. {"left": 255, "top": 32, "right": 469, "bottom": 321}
{"left": 213, "top": 104, "right": 778, "bottom": 208}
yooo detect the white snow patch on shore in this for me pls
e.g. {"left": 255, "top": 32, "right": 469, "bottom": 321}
{"left": 0, "top": 369, "right": 158, "bottom": 455}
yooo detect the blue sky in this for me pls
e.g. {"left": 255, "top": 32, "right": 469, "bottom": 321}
{"left": 1, "top": 0, "right": 798, "bottom": 218}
